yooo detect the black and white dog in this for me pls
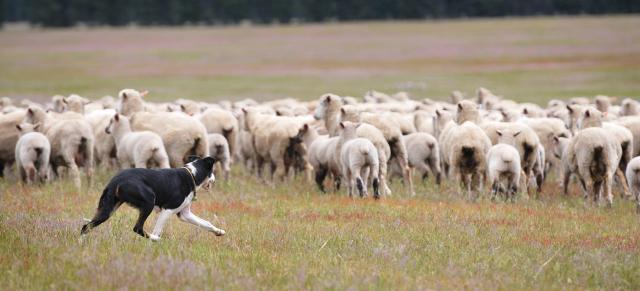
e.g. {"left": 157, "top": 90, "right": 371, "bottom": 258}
{"left": 81, "top": 156, "right": 225, "bottom": 241}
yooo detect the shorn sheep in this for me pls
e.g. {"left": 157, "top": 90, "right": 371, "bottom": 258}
{"left": 400, "top": 132, "right": 441, "bottom": 185}
{"left": 625, "top": 157, "right": 640, "bottom": 214}
{"left": 338, "top": 122, "right": 380, "bottom": 199}
{"left": 105, "top": 114, "right": 170, "bottom": 169}
{"left": 15, "top": 123, "right": 51, "bottom": 184}
{"left": 488, "top": 129, "right": 522, "bottom": 202}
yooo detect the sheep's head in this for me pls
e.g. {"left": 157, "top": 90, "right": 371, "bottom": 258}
{"left": 51, "top": 95, "right": 67, "bottom": 113}
{"left": 577, "top": 108, "right": 603, "bottom": 129}
{"left": 552, "top": 136, "right": 570, "bottom": 160}
{"left": 64, "top": 94, "right": 90, "bottom": 114}
{"left": 117, "top": 89, "right": 146, "bottom": 117}
{"left": 455, "top": 100, "right": 480, "bottom": 124}
{"left": 621, "top": 98, "right": 639, "bottom": 116}
{"left": 339, "top": 105, "right": 360, "bottom": 123}
{"left": 15, "top": 123, "right": 40, "bottom": 135}
{"left": 433, "top": 109, "right": 453, "bottom": 137}
{"left": 338, "top": 121, "right": 360, "bottom": 140}
{"left": 450, "top": 91, "right": 464, "bottom": 104}
{"left": 594, "top": 95, "right": 611, "bottom": 113}
{"left": 105, "top": 113, "right": 129, "bottom": 134}
{"left": 313, "top": 93, "right": 341, "bottom": 120}
{"left": 496, "top": 129, "right": 521, "bottom": 146}
{"left": 24, "top": 106, "right": 47, "bottom": 125}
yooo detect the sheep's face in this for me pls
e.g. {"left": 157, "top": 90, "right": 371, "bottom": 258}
{"left": 496, "top": 129, "right": 521, "bottom": 146}
{"left": 552, "top": 136, "right": 570, "bottom": 160}
{"left": 339, "top": 106, "right": 360, "bottom": 123}
{"left": 338, "top": 121, "right": 361, "bottom": 140}
{"left": 105, "top": 114, "right": 124, "bottom": 134}
{"left": 24, "top": 107, "right": 47, "bottom": 126}
{"left": 15, "top": 123, "right": 39, "bottom": 135}
{"left": 594, "top": 96, "right": 610, "bottom": 112}
{"left": 52, "top": 95, "right": 67, "bottom": 113}
{"left": 117, "top": 89, "right": 146, "bottom": 117}
{"left": 455, "top": 100, "right": 479, "bottom": 124}
{"left": 313, "top": 94, "right": 340, "bottom": 120}
{"left": 577, "top": 108, "right": 603, "bottom": 130}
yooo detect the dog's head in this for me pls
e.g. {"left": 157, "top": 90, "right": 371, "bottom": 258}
{"left": 185, "top": 156, "right": 217, "bottom": 191}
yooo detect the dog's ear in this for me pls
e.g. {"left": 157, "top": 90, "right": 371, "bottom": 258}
{"left": 187, "top": 155, "right": 200, "bottom": 163}
{"left": 202, "top": 156, "right": 216, "bottom": 169}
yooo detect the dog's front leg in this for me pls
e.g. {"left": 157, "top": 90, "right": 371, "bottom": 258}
{"left": 178, "top": 206, "right": 225, "bottom": 236}
{"left": 149, "top": 209, "right": 173, "bottom": 241}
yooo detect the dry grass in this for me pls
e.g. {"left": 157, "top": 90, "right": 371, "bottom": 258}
{"left": 1, "top": 167, "right": 639, "bottom": 289}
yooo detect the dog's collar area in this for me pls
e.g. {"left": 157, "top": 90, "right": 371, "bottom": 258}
{"left": 182, "top": 166, "right": 198, "bottom": 201}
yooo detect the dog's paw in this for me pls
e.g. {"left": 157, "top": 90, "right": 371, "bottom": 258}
{"left": 149, "top": 234, "right": 161, "bottom": 242}
{"left": 214, "top": 229, "right": 226, "bottom": 236}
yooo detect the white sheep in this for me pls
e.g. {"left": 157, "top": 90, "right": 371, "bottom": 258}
{"left": 444, "top": 121, "right": 492, "bottom": 199}
{"left": 197, "top": 108, "right": 239, "bottom": 159}
{"left": 488, "top": 128, "right": 522, "bottom": 201}
{"left": 15, "top": 123, "right": 50, "bottom": 184}
{"left": 0, "top": 109, "right": 26, "bottom": 177}
{"left": 401, "top": 132, "right": 441, "bottom": 185}
{"left": 338, "top": 122, "right": 381, "bottom": 199}
{"left": 620, "top": 98, "right": 639, "bottom": 117}
{"left": 562, "top": 127, "right": 621, "bottom": 206}
{"left": 84, "top": 109, "right": 117, "bottom": 168}
{"left": 625, "top": 157, "right": 640, "bottom": 214}
{"left": 208, "top": 133, "right": 231, "bottom": 181}
{"left": 23, "top": 106, "right": 94, "bottom": 188}
{"left": 106, "top": 114, "right": 170, "bottom": 169}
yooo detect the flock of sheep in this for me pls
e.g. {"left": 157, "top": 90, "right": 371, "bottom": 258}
{"left": 1, "top": 88, "right": 640, "bottom": 213}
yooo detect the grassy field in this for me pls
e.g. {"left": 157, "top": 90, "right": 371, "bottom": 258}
{"left": 1, "top": 16, "right": 639, "bottom": 103}
{"left": 2, "top": 16, "right": 640, "bottom": 290}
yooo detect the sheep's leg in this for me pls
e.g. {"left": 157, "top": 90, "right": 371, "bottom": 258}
{"left": 471, "top": 172, "right": 482, "bottom": 201}
{"left": 315, "top": 166, "right": 328, "bottom": 193}
{"left": 85, "top": 141, "right": 95, "bottom": 186}
{"left": 378, "top": 153, "right": 392, "bottom": 196}
{"left": 563, "top": 168, "right": 572, "bottom": 196}
{"left": 360, "top": 167, "right": 369, "bottom": 198}
{"left": 614, "top": 168, "right": 631, "bottom": 199}
{"left": 356, "top": 177, "right": 365, "bottom": 198}
{"left": 345, "top": 170, "right": 353, "bottom": 198}
{"left": 603, "top": 174, "right": 614, "bottom": 208}
{"left": 635, "top": 189, "right": 640, "bottom": 214}
{"left": 397, "top": 157, "right": 415, "bottom": 196}
{"left": 427, "top": 157, "right": 442, "bottom": 186}
{"left": 490, "top": 180, "right": 498, "bottom": 201}
{"left": 25, "top": 163, "right": 36, "bottom": 185}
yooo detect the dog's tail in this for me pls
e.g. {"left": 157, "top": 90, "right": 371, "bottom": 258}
{"left": 81, "top": 185, "right": 119, "bottom": 235}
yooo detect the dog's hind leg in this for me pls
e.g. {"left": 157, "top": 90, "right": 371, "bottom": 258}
{"left": 178, "top": 205, "right": 225, "bottom": 236}
{"left": 149, "top": 209, "right": 173, "bottom": 241}
{"left": 133, "top": 205, "right": 153, "bottom": 238}
{"left": 81, "top": 187, "right": 122, "bottom": 235}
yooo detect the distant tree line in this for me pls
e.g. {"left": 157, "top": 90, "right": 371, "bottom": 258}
{"left": 2, "top": 0, "right": 639, "bottom": 27}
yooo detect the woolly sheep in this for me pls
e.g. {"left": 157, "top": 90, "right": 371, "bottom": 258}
{"left": 620, "top": 98, "right": 639, "bottom": 116}
{"left": 197, "top": 108, "right": 239, "bottom": 159}
{"left": 0, "top": 109, "right": 26, "bottom": 177}
{"left": 338, "top": 122, "right": 380, "bottom": 198}
{"left": 562, "top": 127, "right": 621, "bottom": 206}
{"left": 402, "top": 132, "right": 441, "bottom": 185}
{"left": 84, "top": 109, "right": 117, "bottom": 168}
{"left": 208, "top": 133, "right": 231, "bottom": 181}
{"left": 625, "top": 157, "right": 640, "bottom": 214}
{"left": 64, "top": 94, "right": 90, "bottom": 114}
{"left": 15, "top": 123, "right": 50, "bottom": 184}
{"left": 106, "top": 114, "right": 170, "bottom": 169}
{"left": 444, "top": 121, "right": 492, "bottom": 199}
{"left": 487, "top": 142, "right": 521, "bottom": 202}
{"left": 24, "top": 106, "right": 94, "bottom": 189}
{"left": 577, "top": 108, "right": 634, "bottom": 197}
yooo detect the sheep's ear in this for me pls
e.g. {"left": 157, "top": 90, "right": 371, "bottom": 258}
{"left": 339, "top": 122, "right": 345, "bottom": 129}
{"left": 301, "top": 124, "right": 309, "bottom": 132}
{"left": 62, "top": 98, "right": 68, "bottom": 104}
{"left": 457, "top": 103, "right": 463, "bottom": 111}
{"left": 33, "top": 123, "right": 41, "bottom": 131}
{"left": 355, "top": 123, "right": 362, "bottom": 129}
{"left": 340, "top": 108, "right": 346, "bottom": 114}
{"left": 27, "top": 108, "right": 34, "bottom": 115}
{"left": 241, "top": 108, "right": 247, "bottom": 114}
{"left": 522, "top": 108, "right": 528, "bottom": 115}
{"left": 553, "top": 136, "right": 560, "bottom": 144}
{"left": 121, "top": 92, "right": 127, "bottom": 100}
{"left": 513, "top": 131, "right": 521, "bottom": 137}
{"left": 114, "top": 113, "right": 120, "bottom": 121}
{"left": 566, "top": 105, "right": 573, "bottom": 113}
{"left": 180, "top": 104, "right": 187, "bottom": 112}
{"left": 140, "top": 90, "right": 149, "bottom": 97}
{"left": 15, "top": 124, "right": 22, "bottom": 131}
{"left": 584, "top": 109, "right": 591, "bottom": 117}
{"left": 496, "top": 130, "right": 502, "bottom": 136}
{"left": 275, "top": 110, "right": 282, "bottom": 116}
{"left": 325, "top": 95, "right": 331, "bottom": 103}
